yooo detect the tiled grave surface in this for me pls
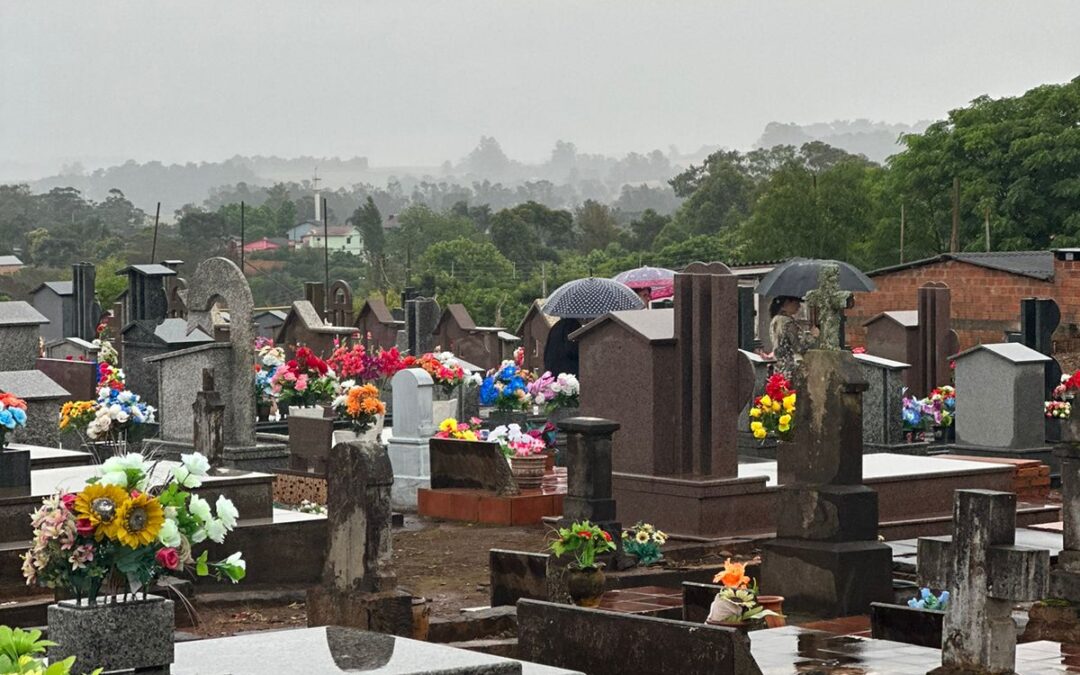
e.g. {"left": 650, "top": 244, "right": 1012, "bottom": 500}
{"left": 750, "top": 627, "right": 1080, "bottom": 674}
{"left": 17, "top": 444, "right": 92, "bottom": 470}
{"left": 737, "top": 453, "right": 1006, "bottom": 486}
{"left": 890, "top": 526, "right": 1064, "bottom": 574}
{"left": 418, "top": 468, "right": 566, "bottom": 525}
{"left": 597, "top": 585, "right": 682, "bottom": 618}
{"left": 797, "top": 615, "right": 871, "bottom": 638}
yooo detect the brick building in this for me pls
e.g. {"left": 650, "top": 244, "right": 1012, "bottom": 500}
{"left": 848, "top": 250, "right": 1080, "bottom": 352}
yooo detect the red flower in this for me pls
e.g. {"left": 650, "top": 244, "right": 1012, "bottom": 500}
{"left": 65, "top": 355, "right": 73, "bottom": 361}
{"left": 75, "top": 518, "right": 95, "bottom": 536}
{"left": 602, "top": 531, "right": 612, "bottom": 541}
{"left": 61, "top": 493, "right": 77, "bottom": 511}
{"left": 576, "top": 531, "right": 592, "bottom": 539}
{"left": 155, "top": 547, "right": 180, "bottom": 571}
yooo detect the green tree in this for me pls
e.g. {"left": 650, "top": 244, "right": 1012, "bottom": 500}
{"left": 350, "top": 196, "right": 386, "bottom": 259}
{"left": 575, "top": 200, "right": 619, "bottom": 252}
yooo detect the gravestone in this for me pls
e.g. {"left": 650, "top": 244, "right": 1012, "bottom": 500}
{"left": 305, "top": 281, "right": 326, "bottom": 320}
{"left": 0, "top": 370, "right": 71, "bottom": 448}
{"left": 36, "top": 357, "right": 98, "bottom": 402}
{"left": 952, "top": 343, "right": 1050, "bottom": 452}
{"left": 71, "top": 261, "right": 101, "bottom": 341}
{"left": 289, "top": 407, "right": 336, "bottom": 475}
{"left": 327, "top": 280, "right": 354, "bottom": 327}
{"left": 762, "top": 349, "right": 893, "bottom": 617}
{"left": 0, "top": 301, "right": 49, "bottom": 371}
{"left": 306, "top": 439, "right": 413, "bottom": 635}
{"left": 1019, "top": 297, "right": 1063, "bottom": 400}
{"left": 428, "top": 438, "right": 519, "bottom": 496}
{"left": 916, "top": 282, "right": 959, "bottom": 398}
{"left": 737, "top": 350, "right": 777, "bottom": 458}
{"left": 386, "top": 368, "right": 436, "bottom": 510}
{"left": 276, "top": 300, "right": 355, "bottom": 358}
{"left": 44, "top": 337, "right": 99, "bottom": 362}
{"left": 404, "top": 297, "right": 440, "bottom": 356}
{"left": 736, "top": 285, "right": 756, "bottom": 351}
{"left": 918, "top": 489, "right": 1049, "bottom": 674}
{"left": 192, "top": 368, "right": 225, "bottom": 467}
{"left": 557, "top": 417, "right": 619, "bottom": 530}
{"left": 855, "top": 353, "right": 914, "bottom": 453}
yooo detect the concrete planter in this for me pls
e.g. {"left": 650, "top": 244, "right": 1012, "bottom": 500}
{"left": 510, "top": 455, "right": 546, "bottom": 490}
{"left": 47, "top": 594, "right": 175, "bottom": 673}
{"left": 431, "top": 399, "right": 458, "bottom": 425}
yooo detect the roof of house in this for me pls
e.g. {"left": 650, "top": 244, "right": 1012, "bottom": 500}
{"left": 31, "top": 281, "right": 73, "bottom": 297}
{"left": 0, "top": 255, "right": 23, "bottom": 267}
{"left": 570, "top": 308, "right": 674, "bottom": 344}
{"left": 437, "top": 304, "right": 477, "bottom": 333}
{"left": 515, "top": 299, "right": 557, "bottom": 335}
{"left": 870, "top": 251, "right": 1055, "bottom": 281}
{"left": 951, "top": 341, "right": 1051, "bottom": 364}
{"left": 302, "top": 226, "right": 357, "bottom": 238}
{"left": 862, "top": 310, "right": 919, "bottom": 329}
{"left": 0, "top": 301, "right": 50, "bottom": 326}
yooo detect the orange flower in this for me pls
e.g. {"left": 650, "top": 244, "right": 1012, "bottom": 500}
{"left": 713, "top": 558, "right": 750, "bottom": 589}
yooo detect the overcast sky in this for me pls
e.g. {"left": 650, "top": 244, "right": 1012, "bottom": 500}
{"left": 2, "top": 0, "right": 1078, "bottom": 178}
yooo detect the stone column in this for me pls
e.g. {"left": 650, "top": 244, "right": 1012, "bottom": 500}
{"left": 1052, "top": 445, "right": 1080, "bottom": 599}
{"left": 307, "top": 440, "right": 413, "bottom": 634}
{"left": 558, "top": 417, "right": 619, "bottom": 528}
{"left": 72, "top": 261, "right": 97, "bottom": 341}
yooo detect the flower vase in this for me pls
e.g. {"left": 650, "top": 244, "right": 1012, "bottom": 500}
{"left": 47, "top": 594, "right": 175, "bottom": 673}
{"left": 565, "top": 567, "right": 606, "bottom": 607}
{"left": 257, "top": 402, "right": 271, "bottom": 422}
{"left": 485, "top": 409, "right": 528, "bottom": 428}
{"left": 510, "top": 454, "right": 546, "bottom": 490}
{"left": 756, "top": 595, "right": 786, "bottom": 628}
{"left": 87, "top": 438, "right": 128, "bottom": 464}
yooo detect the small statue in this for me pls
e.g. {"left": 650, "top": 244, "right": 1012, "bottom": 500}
{"left": 804, "top": 265, "right": 849, "bottom": 351}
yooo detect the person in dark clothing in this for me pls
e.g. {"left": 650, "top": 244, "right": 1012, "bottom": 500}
{"left": 544, "top": 318, "right": 583, "bottom": 376}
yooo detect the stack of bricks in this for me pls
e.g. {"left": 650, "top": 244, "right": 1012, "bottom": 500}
{"left": 937, "top": 455, "right": 1051, "bottom": 501}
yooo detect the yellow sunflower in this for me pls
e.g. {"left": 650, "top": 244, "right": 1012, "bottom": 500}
{"left": 113, "top": 493, "right": 165, "bottom": 548}
{"left": 73, "top": 483, "right": 129, "bottom": 540}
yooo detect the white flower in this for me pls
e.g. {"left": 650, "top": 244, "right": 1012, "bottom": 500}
{"left": 181, "top": 453, "right": 211, "bottom": 477}
{"left": 188, "top": 494, "right": 213, "bottom": 524}
{"left": 164, "top": 506, "right": 178, "bottom": 519}
{"left": 190, "top": 528, "right": 207, "bottom": 544}
{"left": 99, "top": 470, "right": 128, "bottom": 487}
{"left": 172, "top": 465, "right": 202, "bottom": 488}
{"left": 223, "top": 551, "right": 246, "bottom": 570}
{"left": 205, "top": 518, "right": 227, "bottom": 544}
{"left": 216, "top": 496, "right": 239, "bottom": 530}
{"left": 158, "top": 518, "right": 181, "bottom": 548}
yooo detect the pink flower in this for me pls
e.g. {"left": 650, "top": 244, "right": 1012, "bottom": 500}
{"left": 295, "top": 374, "right": 309, "bottom": 392}
{"left": 61, "top": 493, "right": 77, "bottom": 512}
{"left": 75, "top": 518, "right": 95, "bottom": 537}
{"left": 283, "top": 371, "right": 297, "bottom": 383}
{"left": 155, "top": 547, "right": 180, "bottom": 570}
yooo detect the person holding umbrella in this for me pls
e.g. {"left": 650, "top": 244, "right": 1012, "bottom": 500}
{"left": 542, "top": 277, "right": 646, "bottom": 376}
{"left": 769, "top": 296, "right": 817, "bottom": 380}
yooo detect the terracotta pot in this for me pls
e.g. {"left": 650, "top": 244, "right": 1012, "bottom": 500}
{"left": 756, "top": 595, "right": 786, "bottom": 628}
{"left": 511, "top": 455, "right": 546, "bottom": 490}
{"left": 566, "top": 567, "right": 605, "bottom": 607}
{"left": 411, "top": 597, "right": 431, "bottom": 641}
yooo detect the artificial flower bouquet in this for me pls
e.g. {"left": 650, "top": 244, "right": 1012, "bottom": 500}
{"left": 0, "top": 393, "right": 28, "bottom": 449}
{"left": 331, "top": 381, "right": 385, "bottom": 433}
{"left": 901, "top": 385, "right": 956, "bottom": 432}
{"left": 621, "top": 522, "right": 667, "bottom": 566}
{"left": 707, "top": 558, "right": 779, "bottom": 625}
{"left": 748, "top": 373, "right": 796, "bottom": 441}
{"left": 434, "top": 417, "right": 483, "bottom": 441}
{"left": 487, "top": 423, "right": 547, "bottom": 458}
{"left": 549, "top": 520, "right": 615, "bottom": 570}
{"left": 479, "top": 360, "right": 532, "bottom": 412}
{"left": 327, "top": 341, "right": 376, "bottom": 382}
{"left": 527, "top": 371, "right": 580, "bottom": 412}
{"left": 96, "top": 361, "right": 124, "bottom": 391}
{"left": 270, "top": 347, "right": 338, "bottom": 407}
{"left": 1046, "top": 400, "right": 1072, "bottom": 420}
{"left": 254, "top": 337, "right": 285, "bottom": 369}
{"left": 21, "top": 452, "right": 245, "bottom": 604}
{"left": 908, "top": 587, "right": 949, "bottom": 611}
{"left": 58, "top": 388, "right": 155, "bottom": 451}
{"left": 416, "top": 351, "right": 467, "bottom": 394}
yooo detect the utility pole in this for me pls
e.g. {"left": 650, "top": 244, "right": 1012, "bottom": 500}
{"left": 984, "top": 206, "right": 991, "bottom": 252}
{"left": 541, "top": 262, "right": 548, "bottom": 297}
{"left": 950, "top": 177, "right": 960, "bottom": 253}
{"left": 240, "top": 201, "right": 246, "bottom": 273}
{"left": 322, "top": 197, "right": 330, "bottom": 319}
{"left": 150, "top": 201, "right": 161, "bottom": 263}
{"left": 899, "top": 202, "right": 905, "bottom": 264}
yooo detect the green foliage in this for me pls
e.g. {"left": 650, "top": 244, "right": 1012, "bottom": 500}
{"left": 0, "top": 625, "right": 99, "bottom": 675}
{"left": 549, "top": 520, "right": 615, "bottom": 570}
{"left": 350, "top": 196, "right": 385, "bottom": 259}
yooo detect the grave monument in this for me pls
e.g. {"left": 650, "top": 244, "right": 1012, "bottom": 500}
{"left": 918, "top": 489, "right": 1049, "bottom": 674}
{"left": 386, "top": 368, "right": 437, "bottom": 510}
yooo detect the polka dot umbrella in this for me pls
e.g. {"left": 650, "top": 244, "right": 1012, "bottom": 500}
{"left": 613, "top": 266, "right": 676, "bottom": 300}
{"left": 542, "top": 277, "right": 646, "bottom": 319}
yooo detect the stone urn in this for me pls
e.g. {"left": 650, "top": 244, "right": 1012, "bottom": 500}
{"left": 510, "top": 454, "right": 546, "bottom": 489}
{"left": 566, "top": 567, "right": 606, "bottom": 607}
{"left": 47, "top": 594, "right": 175, "bottom": 673}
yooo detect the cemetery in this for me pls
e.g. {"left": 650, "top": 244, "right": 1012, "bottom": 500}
{"left": 6, "top": 249, "right": 1080, "bottom": 675}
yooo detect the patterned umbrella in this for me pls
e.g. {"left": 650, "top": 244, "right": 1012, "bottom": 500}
{"left": 543, "top": 277, "right": 646, "bottom": 319}
{"left": 754, "top": 258, "right": 875, "bottom": 298}
{"left": 613, "top": 266, "right": 676, "bottom": 300}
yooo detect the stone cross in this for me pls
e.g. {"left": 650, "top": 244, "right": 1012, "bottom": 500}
{"left": 804, "top": 264, "right": 849, "bottom": 351}
{"left": 918, "top": 489, "right": 1049, "bottom": 674}
{"left": 306, "top": 439, "right": 413, "bottom": 635}
{"left": 1052, "top": 445, "right": 1080, "bottom": 599}
{"left": 192, "top": 368, "right": 225, "bottom": 467}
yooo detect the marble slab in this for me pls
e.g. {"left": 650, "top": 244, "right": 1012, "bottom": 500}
{"left": 169, "top": 626, "right": 581, "bottom": 674}
{"left": 738, "top": 452, "right": 1007, "bottom": 487}
{"left": 14, "top": 444, "right": 93, "bottom": 469}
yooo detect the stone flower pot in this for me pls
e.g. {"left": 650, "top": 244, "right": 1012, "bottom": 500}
{"left": 332, "top": 416, "right": 384, "bottom": 446}
{"left": 566, "top": 567, "right": 606, "bottom": 607}
{"left": 47, "top": 594, "right": 175, "bottom": 673}
{"left": 510, "top": 454, "right": 546, "bottom": 490}
{"left": 756, "top": 595, "right": 786, "bottom": 628}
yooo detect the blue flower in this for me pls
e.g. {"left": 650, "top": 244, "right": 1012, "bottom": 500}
{"left": 0, "top": 409, "right": 13, "bottom": 430}
{"left": 479, "top": 377, "right": 498, "bottom": 406}
{"left": 11, "top": 408, "right": 26, "bottom": 425}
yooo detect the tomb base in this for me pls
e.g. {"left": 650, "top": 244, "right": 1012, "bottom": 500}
{"left": 775, "top": 484, "right": 880, "bottom": 542}
{"left": 761, "top": 538, "right": 892, "bottom": 618}
{"left": 0, "top": 449, "right": 30, "bottom": 490}
{"left": 387, "top": 438, "right": 430, "bottom": 511}
{"left": 614, "top": 472, "right": 771, "bottom": 538}
{"left": 947, "top": 443, "right": 1059, "bottom": 481}
{"left": 306, "top": 586, "right": 413, "bottom": 636}
{"left": 147, "top": 438, "right": 289, "bottom": 472}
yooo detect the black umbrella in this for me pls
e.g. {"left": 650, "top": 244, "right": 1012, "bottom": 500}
{"left": 543, "top": 277, "right": 645, "bottom": 319}
{"left": 754, "top": 258, "right": 875, "bottom": 298}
